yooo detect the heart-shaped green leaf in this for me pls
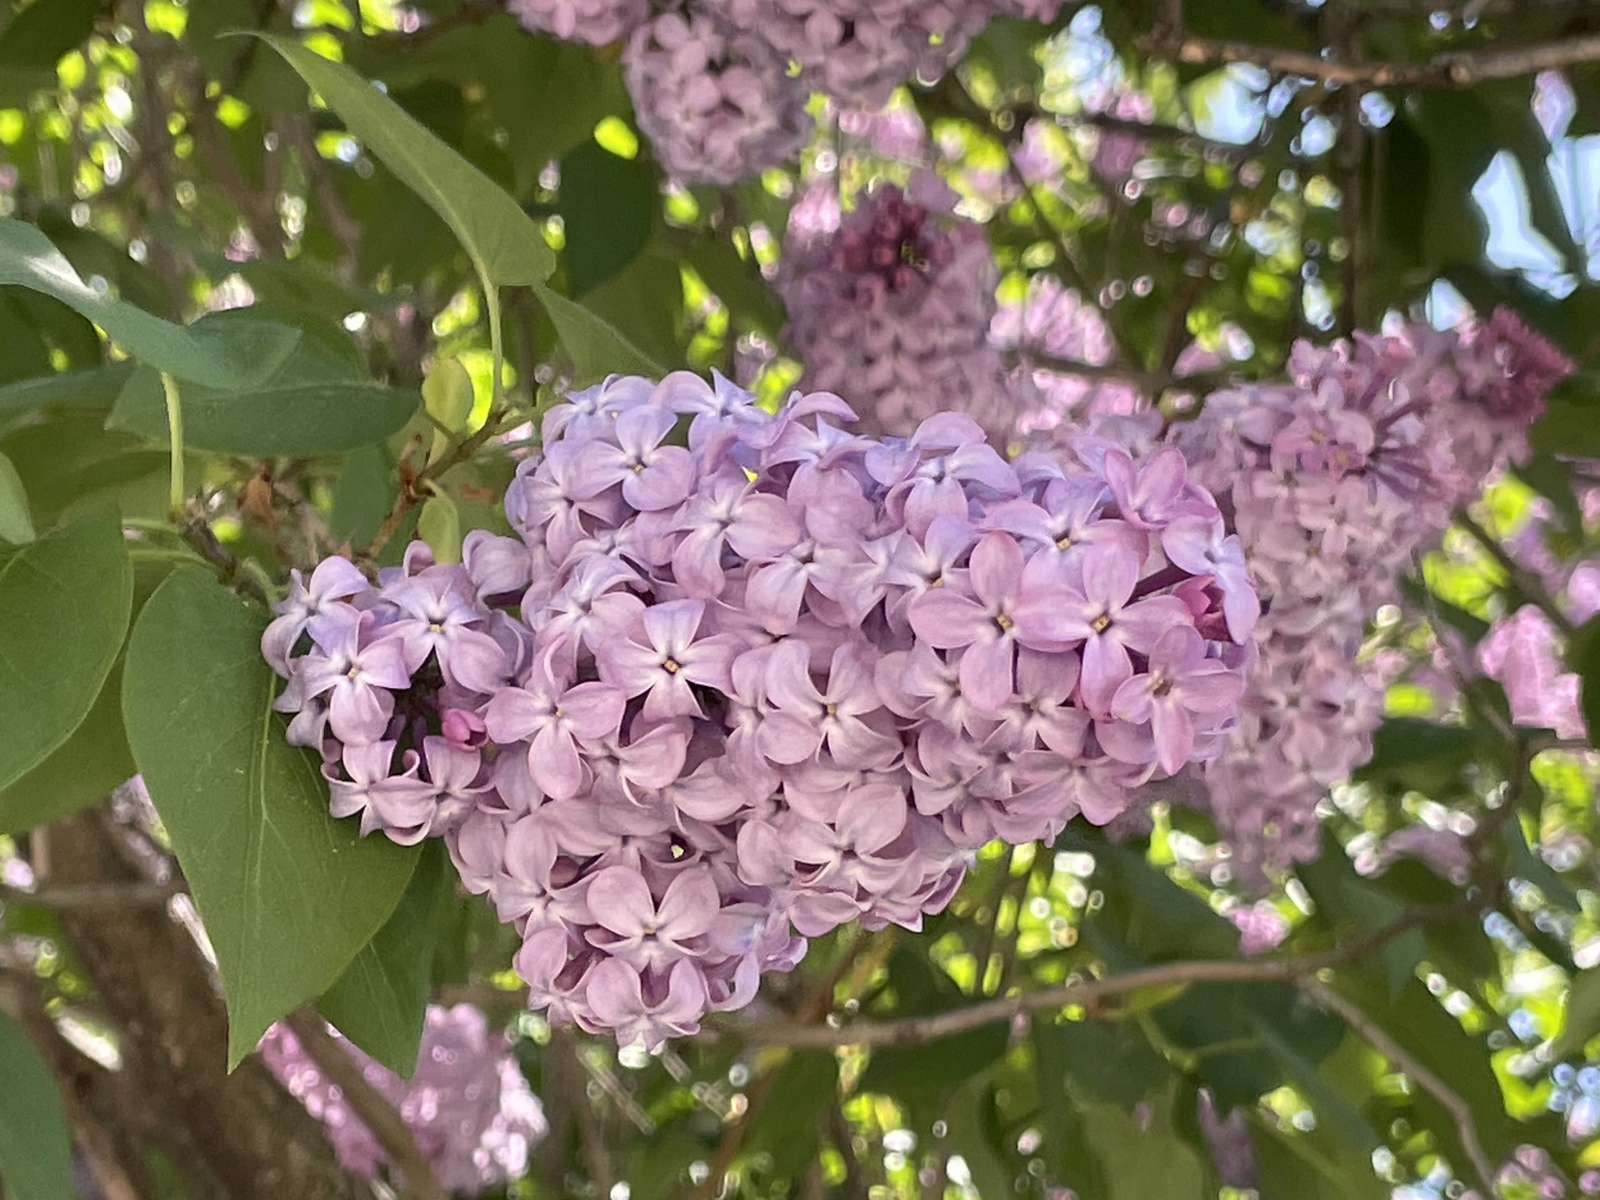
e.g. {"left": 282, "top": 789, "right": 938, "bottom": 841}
{"left": 123, "top": 568, "right": 420, "bottom": 1067}
{"left": 0, "top": 504, "right": 131, "bottom": 792}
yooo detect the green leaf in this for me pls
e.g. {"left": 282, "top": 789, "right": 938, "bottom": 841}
{"left": 0, "top": 505, "right": 131, "bottom": 792}
{"left": 423, "top": 357, "right": 475, "bottom": 465}
{"left": 320, "top": 842, "right": 454, "bottom": 1077}
{"left": 0, "top": 450, "right": 33, "bottom": 544}
{"left": 743, "top": 1052, "right": 838, "bottom": 1178}
{"left": 0, "top": 365, "right": 134, "bottom": 416}
{"left": 1034, "top": 1018, "right": 1171, "bottom": 1108}
{"left": 251, "top": 35, "right": 555, "bottom": 288}
{"left": 534, "top": 280, "right": 664, "bottom": 383}
{"left": 681, "top": 234, "right": 786, "bottom": 336}
{"left": 329, "top": 445, "right": 395, "bottom": 549}
{"left": 1356, "top": 719, "right": 1493, "bottom": 794}
{"left": 0, "top": 558, "right": 169, "bottom": 835}
{"left": 0, "top": 220, "right": 299, "bottom": 388}
{"left": 557, "top": 140, "right": 657, "bottom": 296}
{"left": 0, "top": 0, "right": 101, "bottom": 68}
{"left": 1250, "top": 1114, "right": 1388, "bottom": 1200}
{"left": 123, "top": 568, "right": 420, "bottom": 1067}
{"left": 1081, "top": 1100, "right": 1207, "bottom": 1200}
{"left": 0, "top": 1011, "right": 74, "bottom": 1200}
{"left": 1571, "top": 615, "right": 1600, "bottom": 751}
{"left": 1553, "top": 969, "right": 1600, "bottom": 1061}
{"left": 417, "top": 492, "right": 463, "bottom": 565}
{"left": 105, "top": 313, "right": 418, "bottom": 457}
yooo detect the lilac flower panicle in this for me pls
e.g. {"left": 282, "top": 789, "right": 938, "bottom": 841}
{"left": 1167, "top": 311, "right": 1572, "bottom": 881}
{"left": 270, "top": 368, "right": 1256, "bottom": 1048}
{"left": 780, "top": 179, "right": 1011, "bottom": 439}
{"left": 260, "top": 1005, "right": 546, "bottom": 1195}
{"left": 622, "top": 10, "right": 811, "bottom": 186}
{"left": 507, "top": 0, "right": 648, "bottom": 44}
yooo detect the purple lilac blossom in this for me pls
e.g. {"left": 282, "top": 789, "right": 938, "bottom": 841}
{"left": 621, "top": 9, "right": 811, "bottom": 186}
{"left": 259, "top": 1005, "right": 546, "bottom": 1194}
{"left": 779, "top": 177, "right": 1012, "bottom": 439}
{"left": 1167, "top": 312, "right": 1572, "bottom": 883}
{"left": 506, "top": 0, "right": 647, "bottom": 43}
{"left": 468, "top": 370, "right": 1250, "bottom": 1045}
{"left": 265, "top": 542, "right": 518, "bottom": 846}
{"left": 270, "top": 370, "right": 1253, "bottom": 1048}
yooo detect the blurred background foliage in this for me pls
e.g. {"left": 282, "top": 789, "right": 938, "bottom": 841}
{"left": 4, "top": 1, "right": 1600, "bottom": 1198}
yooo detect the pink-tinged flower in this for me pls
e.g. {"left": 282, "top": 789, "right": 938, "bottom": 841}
{"left": 505, "top": 442, "right": 619, "bottom": 563}
{"left": 989, "top": 648, "right": 1089, "bottom": 756}
{"left": 907, "top": 531, "right": 1086, "bottom": 712}
{"left": 383, "top": 569, "right": 510, "bottom": 694}
{"left": 419, "top": 736, "right": 491, "bottom": 831}
{"left": 462, "top": 531, "right": 533, "bottom": 600}
{"left": 1478, "top": 605, "right": 1585, "bottom": 740}
{"left": 599, "top": 600, "right": 744, "bottom": 721}
{"left": 725, "top": 646, "right": 818, "bottom": 771}
{"left": 1160, "top": 515, "right": 1260, "bottom": 643}
{"left": 584, "top": 719, "right": 690, "bottom": 803}
{"left": 261, "top": 555, "right": 368, "bottom": 674}
{"left": 516, "top": 925, "right": 594, "bottom": 1028}
{"left": 579, "top": 404, "right": 696, "bottom": 511}
{"left": 294, "top": 608, "right": 412, "bottom": 744}
{"left": 441, "top": 708, "right": 488, "bottom": 749}
{"left": 741, "top": 524, "right": 854, "bottom": 634}
{"left": 671, "top": 474, "right": 800, "bottom": 597}
{"left": 1102, "top": 446, "right": 1190, "bottom": 530}
{"left": 1110, "top": 626, "right": 1246, "bottom": 775}
{"left": 483, "top": 658, "right": 626, "bottom": 799}
{"left": 530, "top": 557, "right": 645, "bottom": 672}
{"left": 584, "top": 866, "right": 718, "bottom": 970}
{"left": 583, "top": 958, "right": 708, "bottom": 1048}
{"left": 325, "top": 741, "right": 438, "bottom": 844}
{"left": 1052, "top": 543, "right": 1193, "bottom": 714}
{"left": 764, "top": 642, "right": 900, "bottom": 767}
{"left": 540, "top": 373, "right": 653, "bottom": 444}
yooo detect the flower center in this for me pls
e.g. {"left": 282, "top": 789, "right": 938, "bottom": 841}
{"left": 995, "top": 613, "right": 1014, "bottom": 632}
{"left": 1091, "top": 614, "right": 1112, "bottom": 634}
{"left": 662, "top": 658, "right": 681, "bottom": 674}
{"left": 1056, "top": 534, "right": 1072, "bottom": 550}
{"left": 429, "top": 621, "right": 445, "bottom": 634}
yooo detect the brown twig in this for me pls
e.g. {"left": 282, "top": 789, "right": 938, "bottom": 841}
{"left": 1146, "top": 30, "right": 1600, "bottom": 89}
{"left": 284, "top": 1010, "right": 448, "bottom": 1200}
{"left": 730, "top": 904, "right": 1471, "bottom": 1049}
{"left": 0, "top": 881, "right": 178, "bottom": 911}
{"left": 1299, "top": 979, "right": 1498, "bottom": 1195}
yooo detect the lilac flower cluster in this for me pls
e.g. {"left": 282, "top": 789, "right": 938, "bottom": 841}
{"left": 1169, "top": 312, "right": 1572, "bottom": 881}
{"left": 508, "top": 2, "right": 1063, "bottom": 183}
{"left": 264, "top": 539, "right": 529, "bottom": 845}
{"left": 780, "top": 178, "right": 1012, "bottom": 439}
{"left": 260, "top": 1005, "right": 547, "bottom": 1194}
{"left": 268, "top": 371, "right": 1255, "bottom": 1047}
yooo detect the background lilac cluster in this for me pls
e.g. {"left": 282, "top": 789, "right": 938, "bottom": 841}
{"left": 266, "top": 371, "right": 1257, "bottom": 1048}
{"left": 779, "top": 176, "right": 1014, "bottom": 440}
{"left": 1170, "top": 311, "right": 1573, "bottom": 882}
{"left": 506, "top": 1, "right": 1063, "bottom": 183}
{"left": 260, "top": 1005, "right": 547, "bottom": 1195}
